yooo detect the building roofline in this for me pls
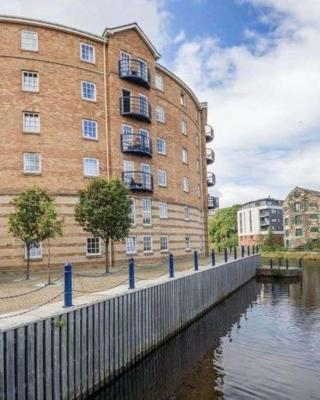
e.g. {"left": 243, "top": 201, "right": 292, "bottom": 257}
{"left": 0, "top": 15, "right": 106, "bottom": 43}
{"left": 287, "top": 186, "right": 320, "bottom": 198}
{"left": 103, "top": 22, "right": 161, "bottom": 59}
{"left": 240, "top": 198, "right": 283, "bottom": 208}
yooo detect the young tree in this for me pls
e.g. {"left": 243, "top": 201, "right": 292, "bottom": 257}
{"left": 75, "top": 178, "right": 131, "bottom": 273}
{"left": 209, "top": 205, "right": 240, "bottom": 250}
{"left": 8, "top": 188, "right": 63, "bottom": 280}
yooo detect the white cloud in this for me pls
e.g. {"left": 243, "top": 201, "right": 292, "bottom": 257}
{"left": 173, "top": 30, "right": 186, "bottom": 44}
{"left": 173, "top": 0, "right": 320, "bottom": 206}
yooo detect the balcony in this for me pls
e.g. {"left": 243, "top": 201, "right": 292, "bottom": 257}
{"left": 207, "top": 172, "right": 216, "bottom": 187}
{"left": 206, "top": 148, "right": 215, "bottom": 165}
{"left": 208, "top": 195, "right": 219, "bottom": 209}
{"left": 122, "top": 171, "right": 153, "bottom": 193}
{"left": 119, "top": 59, "right": 150, "bottom": 88}
{"left": 205, "top": 124, "right": 214, "bottom": 143}
{"left": 120, "top": 96, "right": 152, "bottom": 123}
{"left": 121, "top": 134, "right": 152, "bottom": 157}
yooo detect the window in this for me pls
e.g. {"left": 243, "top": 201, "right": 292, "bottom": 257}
{"left": 181, "top": 120, "right": 188, "bottom": 135}
{"left": 183, "top": 177, "right": 189, "bottom": 192}
{"left": 309, "top": 214, "right": 318, "bottom": 219}
{"left": 81, "top": 81, "right": 96, "bottom": 101}
{"left": 185, "top": 236, "right": 191, "bottom": 251}
{"left": 142, "top": 198, "right": 152, "bottom": 225}
{"left": 295, "top": 215, "right": 301, "bottom": 225}
{"left": 126, "top": 236, "right": 136, "bottom": 254}
{"left": 294, "top": 202, "right": 301, "bottom": 212}
{"left": 285, "top": 230, "right": 289, "bottom": 236}
{"left": 80, "top": 43, "right": 95, "bottom": 63}
{"left": 155, "top": 74, "right": 164, "bottom": 91}
{"left": 182, "top": 148, "right": 188, "bottom": 164}
{"left": 143, "top": 236, "right": 153, "bottom": 253}
{"left": 184, "top": 207, "right": 190, "bottom": 220}
{"left": 22, "top": 71, "right": 39, "bottom": 92}
{"left": 157, "top": 138, "right": 166, "bottom": 155}
{"left": 83, "top": 158, "right": 99, "bottom": 177}
{"left": 295, "top": 229, "right": 303, "bottom": 237}
{"left": 120, "top": 51, "right": 131, "bottom": 62}
{"left": 86, "top": 238, "right": 100, "bottom": 256}
{"left": 82, "top": 119, "right": 98, "bottom": 140}
{"left": 249, "top": 210, "right": 253, "bottom": 232}
{"left": 309, "top": 202, "right": 318, "bottom": 208}
{"left": 195, "top": 134, "right": 199, "bottom": 146}
{"left": 180, "top": 92, "right": 186, "bottom": 106}
{"left": 158, "top": 170, "right": 167, "bottom": 187}
{"left": 23, "top": 112, "right": 40, "bottom": 133}
{"left": 284, "top": 218, "right": 289, "bottom": 225}
{"left": 25, "top": 242, "right": 42, "bottom": 259}
{"left": 21, "top": 31, "right": 38, "bottom": 51}
{"left": 156, "top": 106, "right": 165, "bottom": 123}
{"left": 310, "top": 226, "right": 319, "bottom": 232}
{"left": 129, "top": 199, "right": 135, "bottom": 225}
{"left": 23, "top": 153, "right": 41, "bottom": 174}
{"left": 159, "top": 202, "right": 168, "bottom": 219}
{"left": 123, "top": 160, "right": 134, "bottom": 186}
{"left": 160, "top": 236, "right": 169, "bottom": 252}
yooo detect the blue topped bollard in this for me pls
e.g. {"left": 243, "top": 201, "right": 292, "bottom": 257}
{"left": 224, "top": 248, "right": 228, "bottom": 263}
{"left": 169, "top": 253, "right": 175, "bottom": 278}
{"left": 64, "top": 262, "right": 73, "bottom": 307}
{"left": 211, "top": 249, "right": 216, "bottom": 267}
{"left": 194, "top": 251, "right": 199, "bottom": 271}
{"left": 129, "top": 258, "right": 135, "bottom": 289}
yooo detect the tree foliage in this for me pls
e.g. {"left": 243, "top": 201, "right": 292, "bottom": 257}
{"left": 8, "top": 188, "right": 63, "bottom": 280}
{"left": 209, "top": 205, "right": 240, "bottom": 250}
{"left": 75, "top": 178, "right": 131, "bottom": 273}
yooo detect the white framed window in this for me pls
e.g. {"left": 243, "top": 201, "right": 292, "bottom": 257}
{"left": 83, "top": 158, "right": 99, "bottom": 177}
{"left": 81, "top": 81, "right": 96, "bottom": 101}
{"left": 159, "top": 202, "right": 168, "bottom": 219}
{"left": 22, "top": 71, "right": 39, "bottom": 92}
{"left": 158, "top": 170, "right": 167, "bottom": 187}
{"left": 120, "top": 50, "right": 131, "bottom": 62}
{"left": 197, "top": 184, "right": 201, "bottom": 197}
{"left": 82, "top": 119, "right": 98, "bottom": 140}
{"left": 143, "top": 235, "right": 153, "bottom": 253}
{"left": 196, "top": 134, "right": 199, "bottom": 146}
{"left": 185, "top": 236, "right": 191, "bottom": 251}
{"left": 180, "top": 92, "right": 186, "bottom": 107}
{"left": 23, "top": 153, "right": 41, "bottom": 174}
{"left": 142, "top": 198, "right": 152, "bottom": 226}
{"left": 157, "top": 138, "right": 166, "bottom": 155}
{"left": 156, "top": 106, "right": 165, "bottom": 123}
{"left": 80, "top": 43, "right": 95, "bottom": 63}
{"left": 25, "top": 242, "right": 42, "bottom": 259}
{"left": 155, "top": 74, "right": 164, "bottom": 91}
{"left": 160, "top": 236, "right": 169, "bottom": 252}
{"left": 23, "top": 112, "right": 40, "bottom": 133}
{"left": 123, "top": 160, "right": 134, "bottom": 186}
{"left": 21, "top": 31, "right": 38, "bottom": 51}
{"left": 129, "top": 199, "right": 136, "bottom": 225}
{"left": 181, "top": 120, "right": 188, "bottom": 135}
{"left": 126, "top": 236, "right": 136, "bottom": 254}
{"left": 184, "top": 207, "right": 190, "bottom": 220}
{"left": 182, "top": 148, "right": 188, "bottom": 164}
{"left": 86, "top": 238, "right": 100, "bottom": 256}
{"left": 183, "top": 177, "right": 189, "bottom": 192}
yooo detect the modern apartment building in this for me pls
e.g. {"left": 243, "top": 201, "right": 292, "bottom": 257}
{"left": 237, "top": 198, "right": 284, "bottom": 246}
{"left": 0, "top": 16, "right": 215, "bottom": 272}
{"left": 283, "top": 187, "right": 320, "bottom": 248}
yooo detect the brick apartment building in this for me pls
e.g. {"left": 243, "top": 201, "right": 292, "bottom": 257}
{"left": 0, "top": 16, "right": 215, "bottom": 272}
{"left": 237, "top": 198, "right": 284, "bottom": 246}
{"left": 283, "top": 187, "right": 320, "bottom": 248}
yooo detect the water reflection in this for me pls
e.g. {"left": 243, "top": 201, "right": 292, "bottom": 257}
{"left": 90, "top": 262, "right": 320, "bottom": 400}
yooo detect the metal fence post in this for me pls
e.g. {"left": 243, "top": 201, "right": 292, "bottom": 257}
{"left": 224, "top": 248, "right": 228, "bottom": 263}
{"left": 247, "top": 245, "right": 250, "bottom": 256}
{"left": 234, "top": 246, "right": 237, "bottom": 260}
{"left": 241, "top": 245, "right": 245, "bottom": 258}
{"left": 286, "top": 258, "right": 289, "bottom": 269}
{"left": 169, "top": 253, "right": 174, "bottom": 278}
{"left": 211, "top": 249, "right": 215, "bottom": 266}
{"left": 252, "top": 245, "right": 255, "bottom": 254}
{"left": 129, "top": 258, "right": 135, "bottom": 289}
{"left": 279, "top": 257, "right": 282, "bottom": 267}
{"left": 299, "top": 258, "right": 303, "bottom": 269}
{"left": 194, "top": 250, "right": 199, "bottom": 271}
{"left": 270, "top": 259, "right": 273, "bottom": 269}
{"left": 64, "top": 262, "right": 73, "bottom": 307}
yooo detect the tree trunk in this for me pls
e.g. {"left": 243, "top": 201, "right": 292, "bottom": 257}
{"left": 26, "top": 245, "right": 30, "bottom": 280}
{"left": 47, "top": 238, "right": 51, "bottom": 285}
{"left": 105, "top": 238, "right": 110, "bottom": 274}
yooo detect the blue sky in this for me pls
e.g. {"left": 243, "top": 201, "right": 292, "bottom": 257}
{"left": 1, "top": 0, "right": 320, "bottom": 206}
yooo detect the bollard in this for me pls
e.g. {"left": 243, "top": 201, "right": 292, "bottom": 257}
{"left": 194, "top": 250, "right": 199, "bottom": 271}
{"left": 64, "top": 262, "right": 73, "bottom": 307}
{"left": 211, "top": 249, "right": 216, "bottom": 267}
{"left": 247, "top": 245, "right": 250, "bottom": 256}
{"left": 241, "top": 245, "right": 245, "bottom": 258}
{"left": 218, "top": 245, "right": 221, "bottom": 253}
{"left": 224, "top": 248, "right": 228, "bottom": 263}
{"left": 252, "top": 245, "right": 255, "bottom": 254}
{"left": 256, "top": 245, "right": 259, "bottom": 253}
{"left": 299, "top": 258, "right": 303, "bottom": 269}
{"left": 270, "top": 259, "right": 273, "bottom": 269}
{"left": 169, "top": 253, "right": 174, "bottom": 278}
{"left": 286, "top": 258, "right": 289, "bottom": 270}
{"left": 129, "top": 258, "right": 135, "bottom": 289}
{"left": 234, "top": 246, "right": 237, "bottom": 260}
{"left": 279, "top": 257, "right": 282, "bottom": 267}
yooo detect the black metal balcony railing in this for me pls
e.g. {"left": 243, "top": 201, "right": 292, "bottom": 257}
{"left": 206, "top": 148, "right": 215, "bottom": 165}
{"left": 119, "top": 59, "right": 150, "bottom": 88}
{"left": 205, "top": 124, "right": 214, "bottom": 143}
{"left": 207, "top": 172, "right": 216, "bottom": 187}
{"left": 121, "top": 134, "right": 152, "bottom": 157}
{"left": 122, "top": 171, "right": 153, "bottom": 192}
{"left": 208, "top": 195, "right": 219, "bottom": 209}
{"left": 120, "top": 96, "right": 152, "bottom": 122}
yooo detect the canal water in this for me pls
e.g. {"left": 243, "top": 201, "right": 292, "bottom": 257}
{"left": 91, "top": 261, "right": 320, "bottom": 400}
